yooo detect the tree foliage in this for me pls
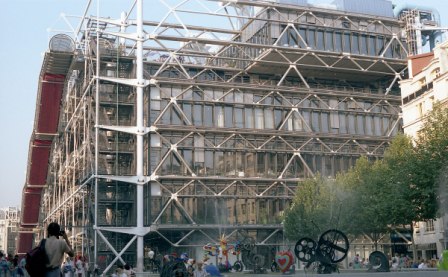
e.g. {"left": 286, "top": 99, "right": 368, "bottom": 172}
{"left": 283, "top": 174, "right": 345, "bottom": 241}
{"left": 412, "top": 103, "right": 448, "bottom": 220}
{"left": 335, "top": 156, "right": 392, "bottom": 238}
{"left": 284, "top": 104, "right": 447, "bottom": 243}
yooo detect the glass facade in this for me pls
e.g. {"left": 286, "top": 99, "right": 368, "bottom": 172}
{"left": 41, "top": 1, "right": 407, "bottom": 272}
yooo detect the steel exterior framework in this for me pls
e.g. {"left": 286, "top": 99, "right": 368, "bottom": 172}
{"left": 37, "top": 0, "right": 408, "bottom": 274}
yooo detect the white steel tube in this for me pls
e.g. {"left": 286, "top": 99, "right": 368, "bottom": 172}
{"left": 94, "top": 0, "right": 100, "bottom": 270}
{"left": 136, "top": 0, "right": 144, "bottom": 272}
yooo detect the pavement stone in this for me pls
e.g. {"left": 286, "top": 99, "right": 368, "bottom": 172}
{"left": 218, "top": 269, "right": 445, "bottom": 277}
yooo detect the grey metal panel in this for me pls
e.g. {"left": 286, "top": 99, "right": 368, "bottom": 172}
{"left": 332, "top": 0, "right": 394, "bottom": 18}
{"left": 276, "top": 0, "right": 308, "bottom": 6}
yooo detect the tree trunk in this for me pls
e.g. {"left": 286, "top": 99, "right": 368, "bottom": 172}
{"left": 410, "top": 222, "right": 417, "bottom": 262}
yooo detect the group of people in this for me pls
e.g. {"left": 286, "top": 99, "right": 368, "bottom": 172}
{"left": 158, "top": 253, "right": 221, "bottom": 277}
{"left": 351, "top": 252, "right": 439, "bottom": 270}
{"left": 391, "top": 253, "right": 438, "bottom": 269}
{"left": 110, "top": 264, "right": 135, "bottom": 277}
{"left": 0, "top": 252, "right": 26, "bottom": 277}
{"left": 350, "top": 253, "right": 370, "bottom": 269}
{"left": 61, "top": 256, "right": 89, "bottom": 277}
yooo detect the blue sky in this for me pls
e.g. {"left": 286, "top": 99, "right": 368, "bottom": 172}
{"left": 1, "top": 0, "right": 448, "bottom": 209}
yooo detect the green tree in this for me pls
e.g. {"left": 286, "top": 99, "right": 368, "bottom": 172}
{"left": 284, "top": 103, "right": 448, "bottom": 244}
{"left": 382, "top": 134, "right": 421, "bottom": 223}
{"left": 412, "top": 103, "right": 448, "bottom": 220}
{"left": 335, "top": 156, "right": 391, "bottom": 246}
{"left": 283, "top": 174, "right": 343, "bottom": 241}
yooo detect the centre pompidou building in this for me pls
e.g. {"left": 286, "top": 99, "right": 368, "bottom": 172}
{"left": 18, "top": 0, "right": 410, "bottom": 273}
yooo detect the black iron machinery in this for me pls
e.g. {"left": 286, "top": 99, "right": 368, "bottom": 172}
{"left": 240, "top": 236, "right": 273, "bottom": 274}
{"left": 368, "top": 251, "right": 390, "bottom": 272}
{"left": 294, "top": 229, "right": 349, "bottom": 274}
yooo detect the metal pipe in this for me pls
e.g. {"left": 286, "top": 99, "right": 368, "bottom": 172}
{"left": 394, "top": 3, "right": 443, "bottom": 51}
{"left": 94, "top": 0, "right": 100, "bottom": 271}
{"left": 136, "top": 0, "right": 144, "bottom": 272}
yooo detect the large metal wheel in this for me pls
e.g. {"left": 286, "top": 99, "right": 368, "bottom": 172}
{"left": 233, "top": 261, "right": 243, "bottom": 272}
{"left": 317, "top": 229, "right": 349, "bottom": 263}
{"left": 294, "top": 237, "right": 317, "bottom": 263}
{"left": 368, "top": 251, "right": 390, "bottom": 272}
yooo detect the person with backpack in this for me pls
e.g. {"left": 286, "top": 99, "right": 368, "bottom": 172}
{"left": 45, "top": 222, "right": 74, "bottom": 277}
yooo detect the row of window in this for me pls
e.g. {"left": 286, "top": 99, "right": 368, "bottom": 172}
{"left": 144, "top": 197, "right": 287, "bottom": 225}
{"left": 154, "top": 87, "right": 396, "bottom": 108}
{"left": 155, "top": 103, "right": 398, "bottom": 136}
{"left": 150, "top": 150, "right": 360, "bottom": 178}
{"left": 276, "top": 26, "right": 406, "bottom": 59}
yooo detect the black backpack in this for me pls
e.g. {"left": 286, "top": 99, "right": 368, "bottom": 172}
{"left": 25, "top": 239, "right": 48, "bottom": 277}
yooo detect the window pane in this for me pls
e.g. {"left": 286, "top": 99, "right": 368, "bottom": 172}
{"left": 194, "top": 135, "right": 205, "bottom": 163}
{"left": 235, "top": 107, "right": 244, "bottom": 128}
{"left": 360, "top": 35, "right": 368, "bottom": 55}
{"left": 317, "top": 30, "right": 325, "bottom": 50}
{"left": 325, "top": 31, "right": 334, "bottom": 51}
{"left": 257, "top": 153, "right": 265, "bottom": 176}
{"left": 352, "top": 33, "right": 359, "bottom": 54}
{"left": 274, "top": 109, "right": 283, "bottom": 129}
{"left": 366, "top": 116, "right": 373, "bottom": 135}
{"left": 348, "top": 114, "right": 356, "bottom": 134}
{"left": 205, "top": 151, "right": 213, "bottom": 175}
{"left": 374, "top": 116, "right": 381, "bottom": 135}
{"left": 245, "top": 108, "right": 254, "bottom": 128}
{"left": 302, "top": 111, "right": 310, "bottom": 128}
{"left": 384, "top": 38, "right": 393, "bottom": 58}
{"left": 368, "top": 36, "right": 376, "bottom": 56}
{"left": 255, "top": 108, "right": 264, "bottom": 129}
{"left": 382, "top": 116, "right": 390, "bottom": 134}
{"left": 215, "top": 151, "right": 224, "bottom": 174}
{"left": 235, "top": 91, "right": 243, "bottom": 103}
{"left": 293, "top": 113, "right": 303, "bottom": 131}
{"left": 193, "top": 104, "right": 203, "bottom": 125}
{"left": 321, "top": 112, "right": 329, "bottom": 133}
{"left": 339, "top": 113, "right": 347, "bottom": 133}
{"left": 377, "top": 36, "right": 385, "bottom": 55}
{"left": 183, "top": 103, "right": 192, "bottom": 123}
{"left": 225, "top": 106, "right": 233, "bottom": 128}
{"left": 215, "top": 106, "right": 224, "bottom": 127}
{"left": 299, "top": 28, "right": 307, "bottom": 47}
{"left": 204, "top": 105, "right": 213, "bottom": 127}
{"left": 312, "top": 112, "right": 320, "bottom": 132}
{"left": 343, "top": 33, "right": 351, "bottom": 52}
{"left": 265, "top": 109, "right": 274, "bottom": 129}
{"left": 335, "top": 32, "right": 342, "bottom": 52}
{"left": 357, "top": 115, "right": 364, "bottom": 135}
{"left": 308, "top": 29, "right": 316, "bottom": 48}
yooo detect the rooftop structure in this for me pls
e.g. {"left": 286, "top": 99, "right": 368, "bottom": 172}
{"left": 18, "top": 0, "right": 438, "bottom": 274}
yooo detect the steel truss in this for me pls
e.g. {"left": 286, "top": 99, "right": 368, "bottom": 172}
{"left": 41, "top": 0, "right": 407, "bottom": 274}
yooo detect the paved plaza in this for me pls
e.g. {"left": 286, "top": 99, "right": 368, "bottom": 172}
{"left": 220, "top": 269, "right": 446, "bottom": 277}
{"left": 140, "top": 269, "right": 445, "bottom": 277}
